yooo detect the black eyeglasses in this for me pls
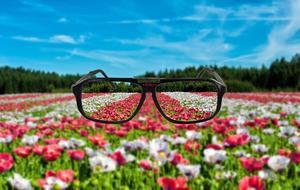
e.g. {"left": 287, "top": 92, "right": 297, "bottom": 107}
{"left": 71, "top": 68, "right": 226, "bottom": 124}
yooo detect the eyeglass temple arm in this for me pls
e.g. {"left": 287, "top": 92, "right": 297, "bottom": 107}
{"left": 72, "top": 69, "right": 116, "bottom": 88}
{"left": 196, "top": 68, "right": 227, "bottom": 91}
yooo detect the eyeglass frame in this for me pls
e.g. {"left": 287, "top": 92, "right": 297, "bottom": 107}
{"left": 71, "top": 68, "right": 227, "bottom": 124}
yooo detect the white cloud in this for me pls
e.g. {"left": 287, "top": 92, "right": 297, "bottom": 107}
{"left": 12, "top": 36, "right": 43, "bottom": 42}
{"left": 12, "top": 34, "right": 87, "bottom": 44}
{"left": 58, "top": 17, "right": 68, "bottom": 23}
{"left": 50, "top": 35, "right": 77, "bottom": 44}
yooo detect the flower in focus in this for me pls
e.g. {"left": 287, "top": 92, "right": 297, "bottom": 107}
{"left": 239, "top": 176, "right": 265, "bottom": 190}
{"left": 0, "top": 153, "right": 14, "bottom": 173}
{"left": 267, "top": 155, "right": 290, "bottom": 171}
{"left": 8, "top": 173, "right": 32, "bottom": 190}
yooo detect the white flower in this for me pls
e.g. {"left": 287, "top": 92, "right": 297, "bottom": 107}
{"left": 122, "top": 139, "right": 148, "bottom": 151}
{"left": 279, "top": 126, "right": 296, "bottom": 137}
{"left": 44, "top": 177, "right": 68, "bottom": 190}
{"left": 288, "top": 136, "right": 300, "bottom": 145}
{"left": 21, "top": 135, "right": 39, "bottom": 145}
{"left": 258, "top": 169, "right": 276, "bottom": 180}
{"left": 252, "top": 144, "right": 269, "bottom": 154}
{"left": 222, "top": 171, "right": 237, "bottom": 179}
{"left": 149, "top": 139, "right": 171, "bottom": 165}
{"left": 27, "top": 122, "right": 37, "bottom": 129}
{"left": 114, "top": 148, "right": 135, "bottom": 163}
{"left": 236, "top": 127, "right": 249, "bottom": 135}
{"left": 250, "top": 135, "right": 260, "bottom": 143}
{"left": 171, "top": 137, "right": 187, "bottom": 145}
{"left": 8, "top": 173, "right": 33, "bottom": 190}
{"left": 69, "top": 138, "right": 86, "bottom": 147}
{"left": 262, "top": 128, "right": 274, "bottom": 135}
{"left": 203, "top": 148, "right": 227, "bottom": 164}
{"left": 89, "top": 154, "right": 117, "bottom": 173}
{"left": 267, "top": 155, "right": 290, "bottom": 171}
{"left": 177, "top": 164, "right": 200, "bottom": 179}
{"left": 0, "top": 135, "right": 12, "bottom": 144}
{"left": 186, "top": 131, "right": 202, "bottom": 140}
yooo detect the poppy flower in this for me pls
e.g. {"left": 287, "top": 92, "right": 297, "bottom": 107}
{"left": 68, "top": 149, "right": 85, "bottom": 160}
{"left": 157, "top": 176, "right": 190, "bottom": 190}
{"left": 14, "top": 146, "right": 32, "bottom": 158}
{"left": 240, "top": 157, "right": 264, "bottom": 172}
{"left": 57, "top": 169, "right": 74, "bottom": 183}
{"left": 0, "top": 153, "right": 14, "bottom": 173}
{"left": 239, "top": 176, "right": 265, "bottom": 190}
{"left": 224, "top": 134, "right": 249, "bottom": 147}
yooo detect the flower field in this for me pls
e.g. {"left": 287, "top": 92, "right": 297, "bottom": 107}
{"left": 1, "top": 92, "right": 300, "bottom": 190}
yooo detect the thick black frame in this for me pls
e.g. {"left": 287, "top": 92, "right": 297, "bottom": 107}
{"left": 71, "top": 68, "right": 227, "bottom": 124}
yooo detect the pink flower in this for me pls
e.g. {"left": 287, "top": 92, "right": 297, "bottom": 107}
{"left": 157, "top": 176, "right": 190, "bottom": 190}
{"left": 68, "top": 149, "right": 85, "bottom": 160}
{"left": 239, "top": 176, "right": 265, "bottom": 190}
{"left": 224, "top": 134, "right": 249, "bottom": 147}
{"left": 0, "top": 153, "right": 14, "bottom": 173}
{"left": 14, "top": 146, "right": 32, "bottom": 158}
{"left": 240, "top": 157, "right": 264, "bottom": 172}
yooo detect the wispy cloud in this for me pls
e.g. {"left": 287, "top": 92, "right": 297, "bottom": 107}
{"left": 21, "top": 0, "right": 55, "bottom": 13}
{"left": 12, "top": 34, "right": 87, "bottom": 44}
{"left": 57, "top": 17, "right": 68, "bottom": 23}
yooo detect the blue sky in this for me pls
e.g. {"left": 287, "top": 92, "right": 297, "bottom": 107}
{"left": 1, "top": 0, "right": 300, "bottom": 77}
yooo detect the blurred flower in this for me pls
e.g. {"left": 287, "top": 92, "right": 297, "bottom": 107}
{"left": 14, "top": 146, "right": 32, "bottom": 158}
{"left": 177, "top": 164, "right": 200, "bottom": 180}
{"left": 157, "top": 176, "right": 190, "bottom": 190}
{"left": 240, "top": 157, "right": 264, "bottom": 172}
{"left": 252, "top": 144, "right": 269, "bottom": 154}
{"left": 8, "top": 173, "right": 32, "bottom": 190}
{"left": 0, "top": 153, "right": 14, "bottom": 173}
{"left": 267, "top": 155, "right": 290, "bottom": 171}
{"left": 203, "top": 148, "right": 227, "bottom": 164}
{"left": 185, "top": 131, "right": 202, "bottom": 140}
{"left": 21, "top": 135, "right": 39, "bottom": 146}
{"left": 68, "top": 149, "right": 85, "bottom": 160}
{"left": 239, "top": 176, "right": 265, "bottom": 190}
{"left": 89, "top": 154, "right": 117, "bottom": 173}
{"left": 258, "top": 169, "right": 276, "bottom": 180}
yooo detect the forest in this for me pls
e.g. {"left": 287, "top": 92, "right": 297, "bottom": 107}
{"left": 0, "top": 54, "right": 299, "bottom": 94}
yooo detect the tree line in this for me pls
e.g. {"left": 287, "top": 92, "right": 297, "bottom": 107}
{"left": 0, "top": 54, "right": 299, "bottom": 94}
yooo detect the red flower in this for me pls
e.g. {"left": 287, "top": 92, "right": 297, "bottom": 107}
{"left": 80, "top": 130, "right": 89, "bottom": 137}
{"left": 157, "top": 176, "right": 190, "bottom": 190}
{"left": 0, "top": 153, "right": 14, "bottom": 173}
{"left": 57, "top": 169, "right": 74, "bottom": 183}
{"left": 206, "top": 144, "right": 223, "bottom": 150}
{"left": 224, "top": 134, "right": 249, "bottom": 147}
{"left": 116, "top": 130, "right": 127, "bottom": 137}
{"left": 139, "top": 160, "right": 152, "bottom": 171}
{"left": 240, "top": 157, "right": 264, "bottom": 172}
{"left": 14, "top": 146, "right": 32, "bottom": 158}
{"left": 68, "top": 150, "right": 85, "bottom": 160}
{"left": 110, "top": 151, "right": 126, "bottom": 165}
{"left": 239, "top": 176, "right": 265, "bottom": 190}
{"left": 170, "top": 152, "right": 189, "bottom": 165}
{"left": 88, "top": 134, "right": 107, "bottom": 147}
{"left": 32, "top": 144, "right": 46, "bottom": 155}
{"left": 289, "top": 152, "right": 300, "bottom": 164}
{"left": 184, "top": 140, "right": 201, "bottom": 155}
{"left": 43, "top": 145, "right": 61, "bottom": 161}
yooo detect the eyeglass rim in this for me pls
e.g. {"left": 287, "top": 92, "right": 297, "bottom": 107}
{"left": 72, "top": 77, "right": 226, "bottom": 124}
